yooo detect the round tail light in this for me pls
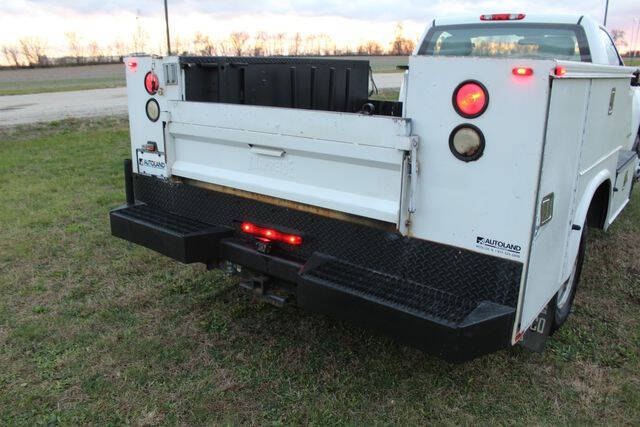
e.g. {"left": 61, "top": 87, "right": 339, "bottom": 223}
{"left": 449, "top": 124, "right": 485, "bottom": 162}
{"left": 144, "top": 72, "right": 159, "bottom": 95}
{"left": 453, "top": 81, "right": 488, "bottom": 118}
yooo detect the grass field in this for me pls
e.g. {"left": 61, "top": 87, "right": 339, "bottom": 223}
{"left": 0, "top": 118, "right": 639, "bottom": 424}
{"left": 0, "top": 64, "right": 126, "bottom": 96}
{"left": 0, "top": 57, "right": 407, "bottom": 97}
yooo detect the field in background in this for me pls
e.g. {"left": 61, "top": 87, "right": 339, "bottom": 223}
{"left": 0, "top": 64, "right": 126, "bottom": 96}
{"left": 1, "top": 56, "right": 635, "bottom": 97}
{"left": 0, "top": 118, "right": 638, "bottom": 424}
{"left": 0, "top": 57, "right": 408, "bottom": 96}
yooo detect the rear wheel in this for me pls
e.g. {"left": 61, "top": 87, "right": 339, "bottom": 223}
{"left": 550, "top": 226, "right": 587, "bottom": 334}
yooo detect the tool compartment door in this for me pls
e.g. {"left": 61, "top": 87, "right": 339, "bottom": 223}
{"left": 518, "top": 64, "right": 634, "bottom": 334}
{"left": 165, "top": 101, "right": 412, "bottom": 225}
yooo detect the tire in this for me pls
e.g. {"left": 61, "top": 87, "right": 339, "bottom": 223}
{"left": 549, "top": 226, "right": 587, "bottom": 335}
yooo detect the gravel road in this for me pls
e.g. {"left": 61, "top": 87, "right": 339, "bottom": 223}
{"left": 0, "top": 73, "right": 403, "bottom": 126}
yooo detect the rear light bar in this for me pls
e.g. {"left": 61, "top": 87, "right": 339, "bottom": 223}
{"left": 241, "top": 222, "right": 303, "bottom": 246}
{"left": 480, "top": 13, "right": 525, "bottom": 21}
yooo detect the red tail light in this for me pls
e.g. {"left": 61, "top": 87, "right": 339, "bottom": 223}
{"left": 453, "top": 81, "right": 489, "bottom": 118}
{"left": 480, "top": 13, "right": 525, "bottom": 21}
{"left": 241, "top": 222, "right": 303, "bottom": 246}
{"left": 513, "top": 67, "right": 533, "bottom": 76}
{"left": 554, "top": 66, "right": 567, "bottom": 77}
{"left": 144, "top": 72, "right": 159, "bottom": 95}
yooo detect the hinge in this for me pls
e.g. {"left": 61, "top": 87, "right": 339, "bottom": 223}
{"left": 408, "top": 137, "right": 420, "bottom": 214}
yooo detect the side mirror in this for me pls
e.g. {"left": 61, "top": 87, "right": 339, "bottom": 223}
{"left": 632, "top": 70, "right": 640, "bottom": 87}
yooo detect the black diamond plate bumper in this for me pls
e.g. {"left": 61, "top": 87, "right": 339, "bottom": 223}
{"left": 110, "top": 172, "right": 524, "bottom": 362}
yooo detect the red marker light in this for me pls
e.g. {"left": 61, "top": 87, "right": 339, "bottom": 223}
{"left": 240, "top": 222, "right": 303, "bottom": 246}
{"left": 513, "top": 67, "right": 533, "bottom": 76}
{"left": 453, "top": 81, "right": 488, "bottom": 118}
{"left": 555, "top": 66, "right": 567, "bottom": 77}
{"left": 480, "top": 13, "right": 525, "bottom": 21}
{"left": 126, "top": 58, "right": 138, "bottom": 72}
{"left": 144, "top": 72, "right": 159, "bottom": 95}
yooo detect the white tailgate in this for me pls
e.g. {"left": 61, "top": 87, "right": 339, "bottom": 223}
{"left": 166, "top": 101, "right": 413, "bottom": 224}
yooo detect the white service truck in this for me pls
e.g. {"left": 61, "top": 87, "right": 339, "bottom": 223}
{"left": 111, "top": 13, "right": 640, "bottom": 362}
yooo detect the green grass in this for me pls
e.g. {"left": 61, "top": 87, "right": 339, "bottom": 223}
{"left": 370, "top": 89, "right": 400, "bottom": 101}
{"left": 0, "top": 118, "right": 639, "bottom": 424}
{"left": 624, "top": 59, "right": 640, "bottom": 67}
{"left": 0, "top": 76, "right": 125, "bottom": 96}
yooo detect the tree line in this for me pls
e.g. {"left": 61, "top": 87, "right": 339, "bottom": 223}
{"left": 1, "top": 24, "right": 416, "bottom": 68}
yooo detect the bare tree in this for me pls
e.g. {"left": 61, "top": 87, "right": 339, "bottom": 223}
{"left": 19, "top": 37, "right": 48, "bottom": 66}
{"left": 193, "top": 32, "right": 216, "bottom": 55}
{"left": 253, "top": 31, "right": 269, "bottom": 56}
{"left": 87, "top": 40, "right": 103, "bottom": 61}
{"left": 290, "top": 33, "right": 303, "bottom": 56}
{"left": 273, "top": 33, "right": 286, "bottom": 56}
{"left": 611, "top": 29, "right": 627, "bottom": 48}
{"left": 229, "top": 32, "right": 250, "bottom": 56}
{"left": 132, "top": 21, "right": 149, "bottom": 53}
{"left": 2, "top": 45, "right": 22, "bottom": 67}
{"left": 172, "top": 35, "right": 187, "bottom": 55}
{"left": 111, "top": 39, "right": 127, "bottom": 57}
{"left": 389, "top": 23, "right": 415, "bottom": 55}
{"left": 358, "top": 40, "right": 384, "bottom": 56}
{"left": 65, "top": 32, "right": 84, "bottom": 64}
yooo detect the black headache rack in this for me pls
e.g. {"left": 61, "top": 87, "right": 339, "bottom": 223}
{"left": 110, "top": 171, "right": 522, "bottom": 362}
{"left": 179, "top": 56, "right": 403, "bottom": 117}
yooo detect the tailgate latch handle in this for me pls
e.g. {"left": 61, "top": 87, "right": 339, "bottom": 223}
{"left": 409, "top": 137, "right": 420, "bottom": 214}
{"left": 249, "top": 145, "right": 286, "bottom": 158}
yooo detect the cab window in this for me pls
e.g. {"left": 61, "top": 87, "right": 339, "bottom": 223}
{"left": 418, "top": 23, "right": 591, "bottom": 62}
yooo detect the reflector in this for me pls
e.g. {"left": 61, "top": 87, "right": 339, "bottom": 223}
{"left": 126, "top": 58, "right": 138, "bottom": 72}
{"left": 453, "top": 81, "right": 489, "bottom": 118}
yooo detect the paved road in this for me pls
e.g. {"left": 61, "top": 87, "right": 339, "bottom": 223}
{"left": 0, "top": 73, "right": 403, "bottom": 127}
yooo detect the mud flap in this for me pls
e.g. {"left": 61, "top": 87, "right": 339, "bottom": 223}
{"left": 519, "top": 304, "right": 554, "bottom": 353}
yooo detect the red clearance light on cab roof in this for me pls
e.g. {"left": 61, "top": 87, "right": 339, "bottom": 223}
{"left": 144, "top": 72, "right": 159, "bottom": 95}
{"left": 480, "top": 13, "right": 525, "bottom": 21}
{"left": 241, "top": 222, "right": 303, "bottom": 246}
{"left": 126, "top": 58, "right": 138, "bottom": 72}
{"left": 452, "top": 81, "right": 489, "bottom": 118}
{"left": 555, "top": 65, "right": 567, "bottom": 77}
{"left": 513, "top": 67, "right": 533, "bottom": 76}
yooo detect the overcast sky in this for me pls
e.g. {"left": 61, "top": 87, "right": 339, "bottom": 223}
{"left": 1, "top": 0, "right": 640, "bottom": 56}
